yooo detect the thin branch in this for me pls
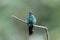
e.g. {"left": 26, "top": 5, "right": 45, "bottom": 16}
{"left": 12, "top": 15, "right": 27, "bottom": 23}
{"left": 45, "top": 28, "right": 50, "bottom": 40}
{"left": 33, "top": 24, "right": 48, "bottom": 29}
{"left": 34, "top": 24, "right": 50, "bottom": 40}
{"left": 12, "top": 15, "right": 47, "bottom": 28}
{"left": 12, "top": 15, "right": 50, "bottom": 40}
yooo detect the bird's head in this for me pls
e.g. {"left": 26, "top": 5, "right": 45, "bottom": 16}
{"left": 29, "top": 11, "right": 33, "bottom": 18}
{"left": 29, "top": 11, "right": 33, "bottom": 15}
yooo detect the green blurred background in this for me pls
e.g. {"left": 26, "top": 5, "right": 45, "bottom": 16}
{"left": 0, "top": 0, "right": 60, "bottom": 40}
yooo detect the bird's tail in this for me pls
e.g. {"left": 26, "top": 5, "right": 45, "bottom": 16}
{"left": 29, "top": 24, "right": 33, "bottom": 35}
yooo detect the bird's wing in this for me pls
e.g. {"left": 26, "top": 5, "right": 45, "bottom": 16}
{"left": 32, "top": 15, "right": 37, "bottom": 24}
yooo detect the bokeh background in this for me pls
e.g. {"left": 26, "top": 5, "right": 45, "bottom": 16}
{"left": 0, "top": 0, "right": 60, "bottom": 40}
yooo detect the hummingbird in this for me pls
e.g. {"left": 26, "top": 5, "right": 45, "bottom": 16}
{"left": 26, "top": 11, "right": 37, "bottom": 35}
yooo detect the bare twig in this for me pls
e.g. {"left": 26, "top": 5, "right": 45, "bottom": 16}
{"left": 12, "top": 15, "right": 50, "bottom": 40}
{"left": 45, "top": 28, "right": 50, "bottom": 40}
{"left": 12, "top": 15, "right": 26, "bottom": 23}
{"left": 33, "top": 24, "right": 50, "bottom": 40}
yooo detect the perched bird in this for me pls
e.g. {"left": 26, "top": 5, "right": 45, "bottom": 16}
{"left": 26, "top": 11, "right": 37, "bottom": 35}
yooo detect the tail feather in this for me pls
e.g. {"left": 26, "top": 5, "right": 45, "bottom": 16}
{"left": 29, "top": 24, "right": 33, "bottom": 35}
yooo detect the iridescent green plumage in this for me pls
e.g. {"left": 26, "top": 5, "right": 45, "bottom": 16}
{"left": 26, "top": 11, "right": 36, "bottom": 24}
{"left": 26, "top": 11, "right": 36, "bottom": 35}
